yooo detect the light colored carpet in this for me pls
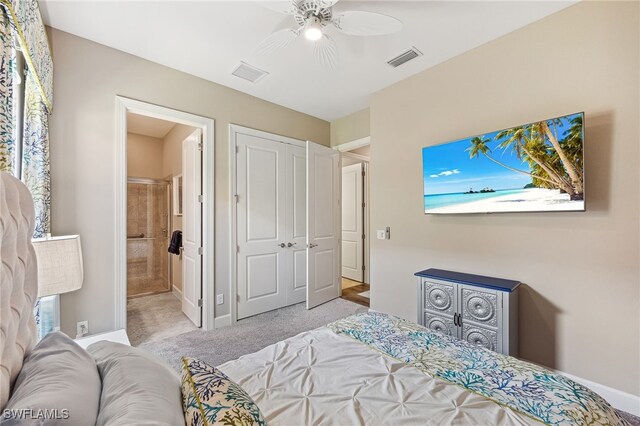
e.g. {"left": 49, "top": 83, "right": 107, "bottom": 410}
{"left": 140, "top": 298, "right": 367, "bottom": 371}
{"left": 127, "top": 292, "right": 198, "bottom": 346}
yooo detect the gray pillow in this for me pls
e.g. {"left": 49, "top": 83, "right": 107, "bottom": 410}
{"left": 4, "top": 331, "right": 101, "bottom": 425}
{"left": 87, "top": 341, "right": 184, "bottom": 426}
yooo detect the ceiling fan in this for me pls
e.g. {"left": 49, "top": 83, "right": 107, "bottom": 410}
{"left": 254, "top": 0, "right": 403, "bottom": 70}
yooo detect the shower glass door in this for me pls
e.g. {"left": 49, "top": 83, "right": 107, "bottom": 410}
{"left": 127, "top": 179, "right": 170, "bottom": 297}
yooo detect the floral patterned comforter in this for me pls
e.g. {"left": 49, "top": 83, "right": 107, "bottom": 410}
{"left": 328, "top": 312, "right": 626, "bottom": 426}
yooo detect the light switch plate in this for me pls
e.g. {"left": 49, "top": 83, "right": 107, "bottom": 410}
{"left": 216, "top": 294, "right": 224, "bottom": 305}
{"left": 377, "top": 230, "right": 386, "bottom": 240}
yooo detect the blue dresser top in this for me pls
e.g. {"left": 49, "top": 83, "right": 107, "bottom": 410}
{"left": 415, "top": 268, "right": 520, "bottom": 293}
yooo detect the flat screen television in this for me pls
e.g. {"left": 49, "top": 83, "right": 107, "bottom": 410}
{"left": 422, "top": 112, "right": 585, "bottom": 214}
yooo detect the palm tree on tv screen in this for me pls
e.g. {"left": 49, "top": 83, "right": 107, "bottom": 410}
{"left": 467, "top": 116, "right": 584, "bottom": 200}
{"left": 466, "top": 136, "right": 560, "bottom": 187}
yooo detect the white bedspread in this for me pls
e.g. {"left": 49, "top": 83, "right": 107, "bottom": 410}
{"left": 219, "top": 327, "right": 538, "bottom": 426}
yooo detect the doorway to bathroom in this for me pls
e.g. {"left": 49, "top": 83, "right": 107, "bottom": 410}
{"left": 125, "top": 113, "right": 199, "bottom": 345}
{"left": 115, "top": 97, "right": 215, "bottom": 345}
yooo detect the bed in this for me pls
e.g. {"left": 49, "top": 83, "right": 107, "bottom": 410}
{"left": 0, "top": 171, "right": 628, "bottom": 426}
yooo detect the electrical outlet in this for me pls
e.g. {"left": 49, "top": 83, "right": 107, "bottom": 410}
{"left": 216, "top": 294, "right": 224, "bottom": 305}
{"left": 76, "top": 321, "right": 89, "bottom": 337}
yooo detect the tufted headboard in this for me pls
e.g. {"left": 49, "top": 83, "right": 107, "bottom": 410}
{"left": 0, "top": 172, "right": 38, "bottom": 409}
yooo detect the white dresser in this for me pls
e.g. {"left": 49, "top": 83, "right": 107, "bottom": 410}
{"left": 415, "top": 268, "right": 519, "bottom": 356}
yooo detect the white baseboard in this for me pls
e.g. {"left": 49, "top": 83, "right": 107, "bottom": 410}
{"left": 556, "top": 369, "right": 640, "bottom": 416}
{"left": 171, "top": 286, "right": 182, "bottom": 300}
{"left": 214, "top": 314, "right": 231, "bottom": 329}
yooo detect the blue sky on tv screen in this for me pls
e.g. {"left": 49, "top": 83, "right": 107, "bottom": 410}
{"left": 422, "top": 113, "right": 582, "bottom": 196}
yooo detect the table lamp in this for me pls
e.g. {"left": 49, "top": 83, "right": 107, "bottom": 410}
{"left": 32, "top": 235, "right": 84, "bottom": 338}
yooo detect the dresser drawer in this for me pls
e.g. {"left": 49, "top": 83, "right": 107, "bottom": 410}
{"left": 422, "top": 279, "right": 455, "bottom": 316}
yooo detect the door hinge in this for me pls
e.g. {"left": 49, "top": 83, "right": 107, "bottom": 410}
{"left": 198, "top": 141, "right": 203, "bottom": 151}
{"left": 198, "top": 194, "right": 204, "bottom": 203}
{"left": 234, "top": 194, "right": 239, "bottom": 203}
{"left": 362, "top": 202, "right": 366, "bottom": 208}
{"left": 198, "top": 247, "right": 204, "bottom": 255}
{"left": 362, "top": 170, "right": 365, "bottom": 177}
{"left": 236, "top": 245, "right": 240, "bottom": 253}
{"left": 362, "top": 265, "right": 366, "bottom": 271}
{"left": 362, "top": 234, "right": 365, "bottom": 240}
{"left": 197, "top": 299, "right": 203, "bottom": 307}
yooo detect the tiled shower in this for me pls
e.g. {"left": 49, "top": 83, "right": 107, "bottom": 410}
{"left": 127, "top": 180, "right": 170, "bottom": 297}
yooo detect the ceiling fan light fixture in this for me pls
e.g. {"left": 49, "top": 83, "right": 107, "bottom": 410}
{"left": 304, "top": 18, "right": 323, "bottom": 41}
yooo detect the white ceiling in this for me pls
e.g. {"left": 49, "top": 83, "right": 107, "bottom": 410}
{"left": 40, "top": 1, "right": 575, "bottom": 121}
{"left": 127, "top": 112, "right": 176, "bottom": 138}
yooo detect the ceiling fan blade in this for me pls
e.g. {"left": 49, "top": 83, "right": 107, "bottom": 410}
{"left": 314, "top": 34, "right": 338, "bottom": 70}
{"left": 332, "top": 10, "right": 403, "bottom": 36}
{"left": 260, "top": 1, "right": 299, "bottom": 15}
{"left": 313, "top": 0, "right": 339, "bottom": 12}
{"left": 253, "top": 28, "right": 300, "bottom": 56}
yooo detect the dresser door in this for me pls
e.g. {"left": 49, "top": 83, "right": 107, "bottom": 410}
{"left": 459, "top": 285, "right": 501, "bottom": 352}
{"left": 422, "top": 279, "right": 456, "bottom": 337}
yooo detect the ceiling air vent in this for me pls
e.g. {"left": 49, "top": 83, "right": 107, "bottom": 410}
{"left": 387, "top": 47, "right": 423, "bottom": 68}
{"left": 231, "top": 62, "right": 269, "bottom": 83}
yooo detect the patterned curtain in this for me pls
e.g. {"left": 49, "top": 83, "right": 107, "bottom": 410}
{"left": 0, "top": 0, "right": 52, "bottom": 237}
{"left": 22, "top": 70, "right": 50, "bottom": 237}
{"left": 1, "top": 0, "right": 53, "bottom": 111}
{"left": 0, "top": 7, "right": 17, "bottom": 174}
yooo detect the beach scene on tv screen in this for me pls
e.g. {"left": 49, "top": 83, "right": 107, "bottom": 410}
{"left": 423, "top": 112, "right": 585, "bottom": 214}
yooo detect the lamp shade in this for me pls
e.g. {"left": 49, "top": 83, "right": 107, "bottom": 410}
{"left": 32, "top": 235, "right": 84, "bottom": 298}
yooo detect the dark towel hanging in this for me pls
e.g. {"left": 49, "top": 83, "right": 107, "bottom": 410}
{"left": 168, "top": 230, "right": 182, "bottom": 255}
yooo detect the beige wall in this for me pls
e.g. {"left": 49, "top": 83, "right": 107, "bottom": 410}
{"left": 369, "top": 1, "right": 639, "bottom": 395}
{"left": 331, "top": 108, "right": 370, "bottom": 147}
{"left": 49, "top": 28, "right": 330, "bottom": 336}
{"left": 161, "top": 124, "right": 197, "bottom": 292}
{"left": 127, "top": 133, "right": 164, "bottom": 179}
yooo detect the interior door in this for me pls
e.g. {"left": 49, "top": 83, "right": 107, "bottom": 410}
{"left": 181, "top": 129, "right": 202, "bottom": 326}
{"left": 306, "top": 141, "right": 341, "bottom": 309}
{"left": 286, "top": 144, "right": 307, "bottom": 305}
{"left": 341, "top": 163, "right": 363, "bottom": 281}
{"left": 236, "top": 133, "right": 287, "bottom": 319}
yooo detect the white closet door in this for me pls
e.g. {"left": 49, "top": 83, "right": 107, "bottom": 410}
{"left": 341, "top": 163, "right": 363, "bottom": 282}
{"left": 306, "top": 141, "right": 341, "bottom": 309}
{"left": 181, "top": 129, "right": 202, "bottom": 326}
{"left": 237, "top": 133, "right": 287, "bottom": 319}
{"left": 285, "top": 144, "right": 307, "bottom": 305}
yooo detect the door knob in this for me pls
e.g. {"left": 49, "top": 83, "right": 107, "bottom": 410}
{"left": 308, "top": 243, "right": 318, "bottom": 248}
{"left": 278, "top": 243, "right": 286, "bottom": 248}
{"left": 287, "top": 242, "right": 296, "bottom": 247}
